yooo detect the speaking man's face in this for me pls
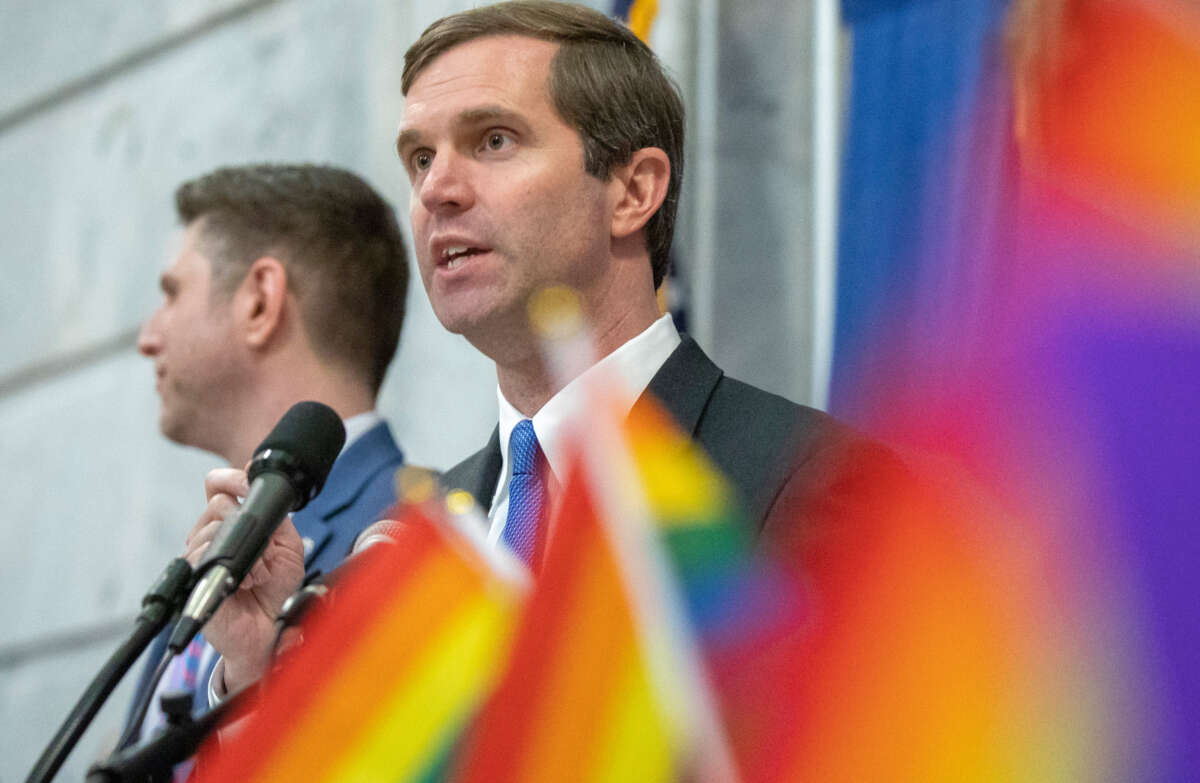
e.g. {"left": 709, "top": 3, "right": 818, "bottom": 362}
{"left": 399, "top": 35, "right": 619, "bottom": 358}
{"left": 137, "top": 223, "right": 246, "bottom": 452}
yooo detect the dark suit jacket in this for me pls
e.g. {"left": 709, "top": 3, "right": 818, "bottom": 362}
{"left": 440, "top": 337, "right": 903, "bottom": 561}
{"left": 124, "top": 420, "right": 405, "bottom": 738}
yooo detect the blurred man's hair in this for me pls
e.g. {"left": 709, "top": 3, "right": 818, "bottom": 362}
{"left": 176, "top": 163, "right": 409, "bottom": 394}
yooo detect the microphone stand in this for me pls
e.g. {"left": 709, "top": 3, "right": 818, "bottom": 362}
{"left": 84, "top": 682, "right": 257, "bottom": 783}
{"left": 86, "top": 577, "right": 320, "bottom": 782}
{"left": 24, "top": 559, "right": 194, "bottom": 783}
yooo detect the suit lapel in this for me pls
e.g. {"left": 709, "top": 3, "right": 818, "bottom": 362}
{"left": 293, "top": 421, "right": 401, "bottom": 569}
{"left": 440, "top": 428, "right": 503, "bottom": 510}
{"left": 640, "top": 336, "right": 724, "bottom": 437}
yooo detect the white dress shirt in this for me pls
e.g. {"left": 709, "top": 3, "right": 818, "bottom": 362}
{"left": 487, "top": 313, "right": 681, "bottom": 546}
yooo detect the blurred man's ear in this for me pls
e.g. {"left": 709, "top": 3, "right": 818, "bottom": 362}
{"left": 238, "top": 256, "right": 289, "bottom": 349}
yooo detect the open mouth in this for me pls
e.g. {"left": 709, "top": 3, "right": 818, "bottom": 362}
{"left": 440, "top": 245, "right": 489, "bottom": 270}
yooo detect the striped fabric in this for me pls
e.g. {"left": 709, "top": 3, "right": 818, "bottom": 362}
{"left": 192, "top": 503, "right": 524, "bottom": 783}
{"left": 449, "top": 458, "right": 679, "bottom": 783}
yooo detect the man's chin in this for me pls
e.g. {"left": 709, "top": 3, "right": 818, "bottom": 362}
{"left": 158, "top": 411, "right": 188, "bottom": 445}
{"left": 430, "top": 301, "right": 491, "bottom": 338}
{"left": 160, "top": 425, "right": 186, "bottom": 446}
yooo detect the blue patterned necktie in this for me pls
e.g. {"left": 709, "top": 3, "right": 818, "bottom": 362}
{"left": 502, "top": 419, "right": 545, "bottom": 565}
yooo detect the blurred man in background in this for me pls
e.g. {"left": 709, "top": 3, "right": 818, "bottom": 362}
{"left": 123, "top": 163, "right": 410, "bottom": 745}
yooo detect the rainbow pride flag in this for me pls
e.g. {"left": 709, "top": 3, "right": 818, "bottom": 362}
{"left": 447, "top": 456, "right": 683, "bottom": 783}
{"left": 449, "top": 386, "right": 814, "bottom": 783}
{"left": 1016, "top": 0, "right": 1200, "bottom": 246}
{"left": 624, "top": 399, "right": 773, "bottom": 642}
{"left": 622, "top": 399, "right": 811, "bottom": 783}
{"left": 622, "top": 385, "right": 1095, "bottom": 782}
{"left": 191, "top": 500, "right": 525, "bottom": 783}
{"left": 831, "top": 0, "right": 1199, "bottom": 778}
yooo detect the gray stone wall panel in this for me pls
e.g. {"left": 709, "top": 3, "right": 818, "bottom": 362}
{"left": 0, "top": 0, "right": 382, "bottom": 380}
{"left": 0, "top": 351, "right": 218, "bottom": 641}
{"left": 706, "top": 0, "right": 816, "bottom": 406}
{"left": 0, "top": 351, "right": 216, "bottom": 783}
{"left": 0, "top": 635, "right": 144, "bottom": 783}
{"left": 0, "top": 0, "right": 251, "bottom": 117}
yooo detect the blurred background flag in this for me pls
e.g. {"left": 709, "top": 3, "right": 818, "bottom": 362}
{"left": 830, "top": 0, "right": 1200, "bottom": 778}
{"left": 611, "top": 0, "right": 658, "bottom": 42}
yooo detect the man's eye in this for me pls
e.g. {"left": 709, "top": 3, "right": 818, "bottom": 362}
{"left": 485, "top": 133, "right": 509, "bottom": 151}
{"left": 413, "top": 150, "right": 433, "bottom": 171}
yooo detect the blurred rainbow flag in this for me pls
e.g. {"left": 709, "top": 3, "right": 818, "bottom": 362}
{"left": 832, "top": 0, "right": 1200, "bottom": 778}
{"left": 447, "top": 388, "right": 748, "bottom": 782}
{"left": 623, "top": 382, "right": 1126, "bottom": 780}
{"left": 447, "top": 457, "right": 684, "bottom": 783}
{"left": 622, "top": 399, "right": 808, "bottom": 783}
{"left": 191, "top": 499, "right": 525, "bottom": 783}
{"left": 1015, "top": 0, "right": 1200, "bottom": 246}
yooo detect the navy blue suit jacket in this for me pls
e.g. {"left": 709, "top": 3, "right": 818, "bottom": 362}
{"left": 124, "top": 420, "right": 404, "bottom": 738}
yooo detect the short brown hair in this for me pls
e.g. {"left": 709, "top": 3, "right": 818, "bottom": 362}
{"left": 402, "top": 0, "right": 684, "bottom": 289}
{"left": 176, "top": 164, "right": 408, "bottom": 394}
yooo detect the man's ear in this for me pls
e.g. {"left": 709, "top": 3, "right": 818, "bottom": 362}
{"left": 610, "top": 147, "right": 671, "bottom": 239}
{"left": 235, "top": 256, "right": 289, "bottom": 349}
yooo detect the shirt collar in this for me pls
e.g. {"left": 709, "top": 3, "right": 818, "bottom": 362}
{"left": 340, "top": 410, "right": 382, "bottom": 455}
{"left": 495, "top": 313, "right": 681, "bottom": 487}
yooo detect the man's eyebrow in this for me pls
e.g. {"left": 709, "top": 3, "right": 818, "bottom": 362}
{"left": 396, "top": 105, "right": 521, "bottom": 155}
{"left": 395, "top": 128, "right": 423, "bottom": 157}
{"left": 457, "top": 105, "right": 518, "bottom": 126}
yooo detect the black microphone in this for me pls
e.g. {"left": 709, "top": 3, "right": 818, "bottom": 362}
{"left": 168, "top": 401, "right": 345, "bottom": 652}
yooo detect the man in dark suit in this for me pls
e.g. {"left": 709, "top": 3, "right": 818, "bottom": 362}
{"left": 404, "top": 2, "right": 899, "bottom": 565}
{"left": 122, "top": 163, "right": 408, "bottom": 745}
{"left": 196, "top": 1, "right": 899, "bottom": 697}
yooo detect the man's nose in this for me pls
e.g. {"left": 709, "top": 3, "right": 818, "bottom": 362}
{"left": 137, "top": 311, "right": 162, "bottom": 357}
{"left": 418, "top": 150, "right": 475, "bottom": 214}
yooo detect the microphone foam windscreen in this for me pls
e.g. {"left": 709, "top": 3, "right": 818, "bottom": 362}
{"left": 352, "top": 519, "right": 408, "bottom": 554}
{"left": 255, "top": 401, "right": 346, "bottom": 486}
